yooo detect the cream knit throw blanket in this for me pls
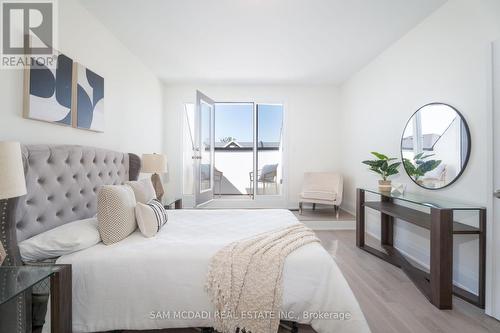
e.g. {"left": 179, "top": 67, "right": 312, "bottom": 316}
{"left": 206, "top": 224, "right": 320, "bottom": 333}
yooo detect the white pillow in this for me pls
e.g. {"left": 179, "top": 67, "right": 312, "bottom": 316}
{"left": 135, "top": 199, "right": 168, "bottom": 238}
{"left": 19, "top": 218, "right": 100, "bottom": 262}
{"left": 126, "top": 178, "right": 156, "bottom": 204}
{"left": 97, "top": 185, "right": 137, "bottom": 245}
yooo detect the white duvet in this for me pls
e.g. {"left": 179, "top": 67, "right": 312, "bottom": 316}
{"left": 51, "top": 209, "right": 370, "bottom": 333}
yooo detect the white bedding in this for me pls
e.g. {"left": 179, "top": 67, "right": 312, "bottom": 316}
{"left": 51, "top": 209, "right": 370, "bottom": 333}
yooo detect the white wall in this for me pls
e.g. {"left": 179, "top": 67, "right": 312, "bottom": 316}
{"left": 214, "top": 151, "right": 281, "bottom": 195}
{"left": 163, "top": 84, "right": 340, "bottom": 208}
{"left": 339, "top": 0, "right": 500, "bottom": 315}
{"left": 0, "top": 0, "right": 163, "bottom": 155}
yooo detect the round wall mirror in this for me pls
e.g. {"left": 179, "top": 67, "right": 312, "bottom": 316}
{"left": 401, "top": 103, "right": 471, "bottom": 189}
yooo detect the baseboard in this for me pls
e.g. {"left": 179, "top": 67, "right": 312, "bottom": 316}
{"left": 341, "top": 203, "right": 356, "bottom": 216}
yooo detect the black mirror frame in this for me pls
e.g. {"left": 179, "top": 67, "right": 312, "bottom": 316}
{"left": 400, "top": 102, "right": 471, "bottom": 190}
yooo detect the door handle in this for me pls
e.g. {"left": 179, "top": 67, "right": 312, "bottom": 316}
{"left": 495, "top": 190, "right": 500, "bottom": 198}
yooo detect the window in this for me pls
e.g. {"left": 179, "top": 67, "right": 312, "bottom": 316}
{"left": 214, "top": 103, "right": 254, "bottom": 197}
{"left": 184, "top": 102, "right": 284, "bottom": 199}
{"left": 256, "top": 104, "right": 283, "bottom": 196}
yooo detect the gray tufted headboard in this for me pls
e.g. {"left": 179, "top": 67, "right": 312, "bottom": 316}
{"left": 0, "top": 144, "right": 141, "bottom": 266}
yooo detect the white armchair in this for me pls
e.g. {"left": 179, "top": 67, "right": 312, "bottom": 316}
{"left": 299, "top": 172, "right": 343, "bottom": 218}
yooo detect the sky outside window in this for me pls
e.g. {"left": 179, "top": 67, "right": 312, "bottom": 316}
{"left": 215, "top": 103, "right": 253, "bottom": 142}
{"left": 257, "top": 104, "right": 283, "bottom": 143}
{"left": 214, "top": 103, "right": 283, "bottom": 143}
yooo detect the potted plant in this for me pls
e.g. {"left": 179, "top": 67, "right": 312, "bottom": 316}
{"left": 403, "top": 153, "right": 442, "bottom": 185}
{"left": 362, "top": 152, "right": 401, "bottom": 192}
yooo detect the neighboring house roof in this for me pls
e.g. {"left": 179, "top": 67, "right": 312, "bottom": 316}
{"left": 401, "top": 133, "right": 441, "bottom": 151}
{"left": 212, "top": 140, "right": 280, "bottom": 150}
{"left": 226, "top": 140, "right": 241, "bottom": 148}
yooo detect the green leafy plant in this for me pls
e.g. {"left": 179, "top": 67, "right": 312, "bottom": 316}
{"left": 403, "top": 152, "right": 442, "bottom": 181}
{"left": 362, "top": 152, "right": 401, "bottom": 181}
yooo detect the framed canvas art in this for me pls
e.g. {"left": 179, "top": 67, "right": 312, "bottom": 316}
{"left": 74, "top": 63, "right": 104, "bottom": 132}
{"left": 23, "top": 52, "right": 74, "bottom": 126}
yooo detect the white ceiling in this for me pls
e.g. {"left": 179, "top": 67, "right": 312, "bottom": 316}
{"left": 80, "top": 0, "right": 446, "bottom": 85}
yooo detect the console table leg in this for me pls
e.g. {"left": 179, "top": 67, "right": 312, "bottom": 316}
{"left": 381, "top": 197, "right": 394, "bottom": 246}
{"left": 430, "top": 208, "right": 453, "bottom": 309}
{"left": 356, "top": 189, "right": 365, "bottom": 247}
{"left": 478, "top": 209, "right": 486, "bottom": 308}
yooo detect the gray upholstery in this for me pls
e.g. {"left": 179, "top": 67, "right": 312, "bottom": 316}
{"left": 15, "top": 145, "right": 140, "bottom": 242}
{"left": 1, "top": 144, "right": 140, "bottom": 265}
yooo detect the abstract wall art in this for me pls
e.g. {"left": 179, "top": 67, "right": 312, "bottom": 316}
{"left": 74, "top": 63, "right": 105, "bottom": 132}
{"left": 23, "top": 52, "right": 74, "bottom": 126}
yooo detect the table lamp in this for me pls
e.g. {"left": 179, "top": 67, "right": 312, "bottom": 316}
{"left": 142, "top": 153, "right": 167, "bottom": 201}
{"left": 0, "top": 142, "right": 27, "bottom": 265}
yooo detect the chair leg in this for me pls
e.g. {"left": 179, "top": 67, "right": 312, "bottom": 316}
{"left": 312, "top": 203, "right": 316, "bottom": 211}
{"left": 299, "top": 202, "right": 303, "bottom": 215}
{"left": 335, "top": 205, "right": 340, "bottom": 219}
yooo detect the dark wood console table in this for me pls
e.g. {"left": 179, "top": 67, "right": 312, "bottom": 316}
{"left": 356, "top": 188, "right": 485, "bottom": 310}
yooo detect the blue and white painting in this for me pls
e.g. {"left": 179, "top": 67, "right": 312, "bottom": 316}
{"left": 27, "top": 53, "right": 73, "bottom": 126}
{"left": 76, "top": 64, "right": 104, "bottom": 132}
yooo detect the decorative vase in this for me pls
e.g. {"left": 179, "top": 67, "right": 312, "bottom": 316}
{"left": 378, "top": 180, "right": 392, "bottom": 192}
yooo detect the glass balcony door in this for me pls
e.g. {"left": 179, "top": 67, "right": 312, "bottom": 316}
{"left": 186, "top": 96, "right": 284, "bottom": 206}
{"left": 194, "top": 91, "right": 215, "bottom": 206}
{"left": 213, "top": 102, "right": 283, "bottom": 199}
{"left": 256, "top": 104, "right": 283, "bottom": 196}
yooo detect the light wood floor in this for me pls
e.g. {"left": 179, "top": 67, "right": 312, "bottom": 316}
{"left": 120, "top": 230, "right": 500, "bottom": 333}
{"left": 316, "top": 230, "right": 500, "bottom": 333}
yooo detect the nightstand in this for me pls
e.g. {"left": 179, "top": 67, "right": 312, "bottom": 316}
{"left": 163, "top": 197, "right": 182, "bottom": 210}
{"left": 0, "top": 265, "right": 71, "bottom": 332}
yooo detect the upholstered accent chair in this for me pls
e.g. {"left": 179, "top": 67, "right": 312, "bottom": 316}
{"left": 299, "top": 172, "right": 343, "bottom": 218}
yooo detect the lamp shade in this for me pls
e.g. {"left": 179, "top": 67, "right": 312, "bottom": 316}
{"left": 142, "top": 153, "right": 167, "bottom": 174}
{"left": 0, "top": 142, "right": 27, "bottom": 200}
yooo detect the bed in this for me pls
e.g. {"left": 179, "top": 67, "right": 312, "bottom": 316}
{"left": 1, "top": 145, "right": 370, "bottom": 333}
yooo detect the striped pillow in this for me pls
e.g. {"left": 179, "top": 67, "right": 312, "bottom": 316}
{"left": 135, "top": 199, "right": 168, "bottom": 238}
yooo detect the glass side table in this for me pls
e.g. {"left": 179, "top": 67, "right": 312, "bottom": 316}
{"left": 163, "top": 196, "right": 183, "bottom": 210}
{"left": 0, "top": 265, "right": 71, "bottom": 333}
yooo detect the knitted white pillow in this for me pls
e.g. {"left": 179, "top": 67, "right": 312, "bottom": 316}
{"left": 97, "top": 185, "right": 137, "bottom": 245}
{"left": 126, "top": 178, "right": 156, "bottom": 204}
{"left": 135, "top": 199, "right": 168, "bottom": 238}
